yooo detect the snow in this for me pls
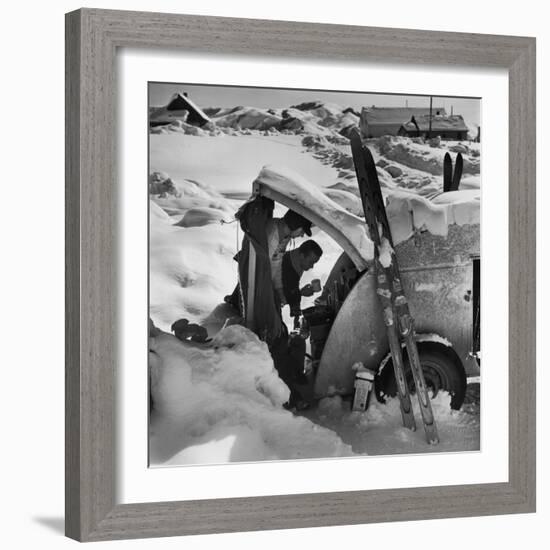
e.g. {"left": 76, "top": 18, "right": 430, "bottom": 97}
{"left": 378, "top": 236, "right": 394, "bottom": 268}
{"left": 415, "top": 333, "right": 453, "bottom": 347}
{"left": 150, "top": 200, "right": 171, "bottom": 222}
{"left": 322, "top": 188, "right": 363, "bottom": 216}
{"left": 149, "top": 98, "right": 481, "bottom": 465}
{"left": 149, "top": 200, "right": 238, "bottom": 331}
{"left": 386, "top": 189, "right": 480, "bottom": 244}
{"left": 174, "top": 207, "right": 228, "bottom": 228}
{"left": 149, "top": 325, "right": 354, "bottom": 465}
{"left": 376, "top": 135, "right": 481, "bottom": 176}
{"left": 378, "top": 231, "right": 394, "bottom": 269}
{"left": 280, "top": 104, "right": 358, "bottom": 136}
{"left": 254, "top": 165, "right": 374, "bottom": 268}
{"left": 150, "top": 133, "right": 343, "bottom": 194}
{"left": 303, "top": 390, "right": 479, "bottom": 456}
{"left": 212, "top": 106, "right": 282, "bottom": 130}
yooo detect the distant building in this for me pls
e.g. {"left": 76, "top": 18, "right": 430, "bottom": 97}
{"left": 360, "top": 106, "right": 447, "bottom": 138}
{"left": 149, "top": 92, "right": 211, "bottom": 127}
{"left": 398, "top": 114, "right": 469, "bottom": 140}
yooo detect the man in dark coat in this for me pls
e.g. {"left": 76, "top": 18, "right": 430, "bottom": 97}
{"left": 276, "top": 240, "right": 323, "bottom": 409}
{"left": 279, "top": 240, "right": 323, "bottom": 323}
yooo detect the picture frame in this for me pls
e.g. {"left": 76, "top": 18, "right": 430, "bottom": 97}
{"left": 65, "top": 8, "right": 536, "bottom": 542}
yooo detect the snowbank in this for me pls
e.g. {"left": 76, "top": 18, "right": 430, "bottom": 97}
{"left": 149, "top": 199, "right": 238, "bottom": 331}
{"left": 150, "top": 133, "right": 343, "bottom": 194}
{"left": 153, "top": 102, "right": 362, "bottom": 141}
{"left": 150, "top": 172, "right": 234, "bottom": 215}
{"left": 149, "top": 326, "right": 354, "bottom": 465}
{"left": 174, "top": 207, "right": 228, "bottom": 228}
{"left": 212, "top": 106, "right": 282, "bottom": 130}
{"left": 376, "top": 135, "right": 480, "bottom": 176}
{"left": 150, "top": 200, "right": 172, "bottom": 222}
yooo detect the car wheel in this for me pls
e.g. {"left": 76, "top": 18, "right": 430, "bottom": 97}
{"left": 374, "top": 348, "right": 467, "bottom": 410}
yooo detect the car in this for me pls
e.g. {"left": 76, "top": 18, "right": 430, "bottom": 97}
{"left": 243, "top": 159, "right": 480, "bottom": 410}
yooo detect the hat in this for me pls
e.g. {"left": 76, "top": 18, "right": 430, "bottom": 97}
{"left": 283, "top": 210, "right": 313, "bottom": 236}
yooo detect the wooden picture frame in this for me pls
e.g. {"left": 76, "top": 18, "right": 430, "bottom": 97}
{"left": 65, "top": 8, "right": 536, "bottom": 542}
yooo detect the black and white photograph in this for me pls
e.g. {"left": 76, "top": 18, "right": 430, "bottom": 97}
{"left": 147, "top": 82, "right": 481, "bottom": 466}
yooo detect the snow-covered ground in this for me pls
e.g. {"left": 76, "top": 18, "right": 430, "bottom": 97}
{"left": 149, "top": 326, "right": 353, "bottom": 465}
{"left": 150, "top": 133, "right": 343, "bottom": 194}
{"left": 149, "top": 100, "right": 481, "bottom": 466}
{"left": 300, "top": 387, "right": 480, "bottom": 456}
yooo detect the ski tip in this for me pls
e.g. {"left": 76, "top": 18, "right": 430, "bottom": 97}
{"left": 349, "top": 129, "right": 376, "bottom": 165}
{"left": 349, "top": 126, "right": 361, "bottom": 141}
{"left": 363, "top": 145, "right": 375, "bottom": 163}
{"left": 349, "top": 128, "right": 362, "bottom": 153}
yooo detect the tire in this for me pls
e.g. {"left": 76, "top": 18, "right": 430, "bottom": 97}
{"left": 374, "top": 347, "right": 467, "bottom": 410}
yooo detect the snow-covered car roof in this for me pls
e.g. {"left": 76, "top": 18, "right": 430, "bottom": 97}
{"left": 253, "top": 166, "right": 374, "bottom": 270}
{"left": 386, "top": 189, "right": 480, "bottom": 244}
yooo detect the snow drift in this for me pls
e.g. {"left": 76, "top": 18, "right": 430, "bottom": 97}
{"left": 149, "top": 198, "right": 237, "bottom": 331}
{"left": 376, "top": 135, "right": 480, "bottom": 176}
{"left": 149, "top": 325, "right": 354, "bottom": 465}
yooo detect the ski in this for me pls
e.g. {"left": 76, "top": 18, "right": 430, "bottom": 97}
{"left": 443, "top": 151, "right": 463, "bottom": 192}
{"left": 350, "top": 129, "right": 439, "bottom": 444}
{"left": 443, "top": 152, "right": 453, "bottom": 192}
{"left": 450, "top": 152, "right": 463, "bottom": 191}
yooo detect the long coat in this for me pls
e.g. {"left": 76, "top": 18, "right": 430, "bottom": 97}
{"left": 235, "top": 195, "right": 284, "bottom": 344}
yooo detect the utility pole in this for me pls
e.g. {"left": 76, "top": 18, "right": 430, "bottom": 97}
{"left": 428, "top": 96, "right": 433, "bottom": 139}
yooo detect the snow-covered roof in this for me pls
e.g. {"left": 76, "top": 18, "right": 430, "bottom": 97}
{"left": 253, "top": 166, "right": 374, "bottom": 270}
{"left": 361, "top": 106, "right": 447, "bottom": 125}
{"left": 401, "top": 114, "right": 469, "bottom": 133}
{"left": 167, "top": 93, "right": 210, "bottom": 120}
{"left": 150, "top": 92, "right": 211, "bottom": 127}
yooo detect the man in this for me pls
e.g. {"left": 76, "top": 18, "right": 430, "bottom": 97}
{"left": 279, "top": 240, "right": 323, "bottom": 324}
{"left": 275, "top": 240, "right": 323, "bottom": 410}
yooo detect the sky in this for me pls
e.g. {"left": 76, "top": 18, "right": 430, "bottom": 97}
{"left": 149, "top": 82, "right": 481, "bottom": 127}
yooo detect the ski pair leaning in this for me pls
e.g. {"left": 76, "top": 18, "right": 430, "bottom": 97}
{"left": 443, "top": 151, "right": 463, "bottom": 192}
{"left": 350, "top": 129, "right": 439, "bottom": 445}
